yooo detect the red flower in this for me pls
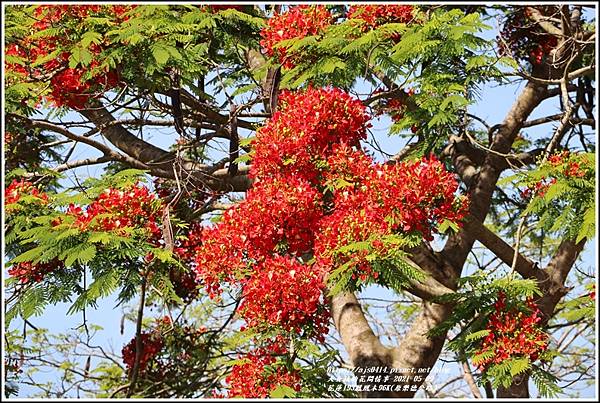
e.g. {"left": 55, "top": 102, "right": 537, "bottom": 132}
{"left": 8, "top": 259, "right": 63, "bottom": 283}
{"left": 347, "top": 5, "right": 414, "bottom": 30}
{"left": 223, "top": 348, "right": 301, "bottom": 398}
{"left": 251, "top": 86, "right": 370, "bottom": 182}
{"left": 192, "top": 86, "right": 468, "bottom": 363}
{"left": 7, "top": 6, "right": 126, "bottom": 109}
{"left": 260, "top": 5, "right": 333, "bottom": 69}
{"left": 238, "top": 255, "right": 329, "bottom": 337}
{"left": 66, "top": 184, "right": 162, "bottom": 242}
{"left": 474, "top": 293, "right": 548, "bottom": 372}
{"left": 499, "top": 7, "right": 559, "bottom": 65}
{"left": 4, "top": 179, "right": 49, "bottom": 214}
{"left": 121, "top": 332, "right": 164, "bottom": 374}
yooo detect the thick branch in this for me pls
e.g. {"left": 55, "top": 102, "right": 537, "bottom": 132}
{"left": 79, "top": 107, "right": 252, "bottom": 192}
{"left": 443, "top": 81, "right": 548, "bottom": 270}
{"left": 462, "top": 217, "right": 545, "bottom": 282}
{"left": 80, "top": 108, "right": 177, "bottom": 165}
{"left": 9, "top": 114, "right": 151, "bottom": 171}
{"left": 537, "top": 239, "right": 587, "bottom": 319}
{"left": 54, "top": 155, "right": 112, "bottom": 172}
{"left": 391, "top": 303, "right": 455, "bottom": 396}
{"left": 329, "top": 291, "right": 396, "bottom": 397}
{"left": 526, "top": 7, "right": 563, "bottom": 36}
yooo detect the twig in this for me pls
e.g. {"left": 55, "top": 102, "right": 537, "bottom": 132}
{"left": 461, "top": 360, "right": 483, "bottom": 398}
{"left": 110, "top": 383, "right": 131, "bottom": 398}
{"left": 509, "top": 217, "right": 528, "bottom": 280}
{"left": 126, "top": 275, "right": 148, "bottom": 397}
{"left": 513, "top": 64, "right": 595, "bottom": 85}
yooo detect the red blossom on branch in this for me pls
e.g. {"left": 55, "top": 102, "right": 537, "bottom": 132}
{"left": 8, "top": 260, "right": 64, "bottom": 284}
{"left": 4, "top": 179, "right": 47, "bottom": 204}
{"left": 5, "top": 5, "right": 130, "bottom": 109}
{"left": 122, "top": 332, "right": 164, "bottom": 374}
{"left": 260, "top": 5, "right": 333, "bottom": 69}
{"left": 221, "top": 348, "right": 301, "bottom": 398}
{"left": 347, "top": 4, "right": 415, "bottom": 30}
{"left": 239, "top": 255, "right": 329, "bottom": 338}
{"left": 474, "top": 292, "right": 549, "bottom": 372}
{"left": 499, "top": 7, "right": 559, "bottom": 65}
{"left": 66, "top": 184, "right": 162, "bottom": 240}
{"left": 251, "top": 86, "right": 370, "bottom": 182}
{"left": 193, "top": 85, "right": 468, "bottom": 396}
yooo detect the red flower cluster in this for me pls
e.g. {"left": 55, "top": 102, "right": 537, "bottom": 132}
{"left": 121, "top": 316, "right": 214, "bottom": 382}
{"left": 251, "top": 86, "right": 370, "bottom": 182}
{"left": 528, "top": 36, "right": 558, "bottom": 65}
{"left": 520, "top": 177, "right": 556, "bottom": 199}
{"left": 196, "top": 177, "right": 324, "bottom": 299}
{"left": 547, "top": 151, "right": 587, "bottom": 178}
{"left": 66, "top": 184, "right": 162, "bottom": 239}
{"left": 260, "top": 5, "right": 333, "bottom": 69}
{"left": 499, "top": 7, "right": 559, "bottom": 65}
{"left": 315, "top": 145, "right": 467, "bottom": 281}
{"left": 521, "top": 152, "right": 590, "bottom": 200}
{"left": 49, "top": 60, "right": 121, "bottom": 109}
{"left": 4, "top": 179, "right": 49, "bottom": 213}
{"left": 347, "top": 5, "right": 414, "bottom": 30}
{"left": 5, "top": 42, "right": 67, "bottom": 79}
{"left": 5, "top": 131, "right": 14, "bottom": 146}
{"left": 168, "top": 266, "right": 199, "bottom": 302}
{"left": 195, "top": 86, "right": 468, "bottom": 396}
{"left": 223, "top": 348, "right": 301, "bottom": 398}
{"left": 5, "top": 44, "right": 29, "bottom": 76}
{"left": 239, "top": 255, "right": 329, "bottom": 338}
{"left": 5, "top": 180, "right": 56, "bottom": 283}
{"left": 172, "top": 222, "right": 205, "bottom": 263}
{"left": 32, "top": 5, "right": 135, "bottom": 28}
{"left": 6, "top": 5, "right": 130, "bottom": 109}
{"left": 8, "top": 259, "right": 64, "bottom": 284}
{"left": 122, "top": 331, "right": 164, "bottom": 374}
{"left": 32, "top": 5, "right": 102, "bottom": 29}
{"left": 474, "top": 292, "right": 548, "bottom": 372}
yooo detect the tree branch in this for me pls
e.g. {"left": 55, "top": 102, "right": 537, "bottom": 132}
{"left": 526, "top": 7, "right": 563, "bottom": 36}
{"left": 462, "top": 217, "right": 545, "bottom": 282}
{"left": 79, "top": 107, "right": 252, "bottom": 192}
{"left": 127, "top": 276, "right": 147, "bottom": 397}
{"left": 54, "top": 155, "right": 112, "bottom": 172}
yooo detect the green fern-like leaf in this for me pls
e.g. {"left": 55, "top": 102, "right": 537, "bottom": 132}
{"left": 465, "top": 329, "right": 490, "bottom": 342}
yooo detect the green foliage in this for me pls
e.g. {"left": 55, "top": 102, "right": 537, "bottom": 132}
{"left": 505, "top": 152, "right": 595, "bottom": 243}
{"left": 326, "top": 233, "right": 424, "bottom": 296}
{"left": 289, "top": 339, "right": 355, "bottom": 398}
{"left": 269, "top": 385, "right": 297, "bottom": 398}
{"left": 3, "top": 170, "right": 185, "bottom": 326}
{"left": 430, "top": 273, "right": 541, "bottom": 339}
{"left": 278, "top": 7, "right": 507, "bottom": 156}
{"left": 554, "top": 283, "right": 595, "bottom": 322}
{"left": 531, "top": 367, "right": 562, "bottom": 398}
